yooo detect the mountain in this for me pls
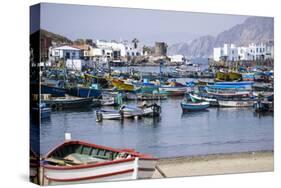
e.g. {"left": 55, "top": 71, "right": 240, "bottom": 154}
{"left": 168, "top": 17, "right": 274, "bottom": 58}
{"left": 40, "top": 29, "right": 72, "bottom": 44}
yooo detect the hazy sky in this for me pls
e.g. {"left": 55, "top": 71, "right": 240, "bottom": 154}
{"left": 38, "top": 3, "right": 249, "bottom": 45}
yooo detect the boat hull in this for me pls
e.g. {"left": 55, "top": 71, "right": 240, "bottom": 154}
{"left": 181, "top": 102, "right": 209, "bottom": 111}
{"left": 218, "top": 100, "right": 255, "bottom": 107}
{"left": 41, "top": 85, "right": 66, "bottom": 97}
{"left": 66, "top": 87, "right": 101, "bottom": 98}
{"left": 42, "top": 97, "right": 93, "bottom": 110}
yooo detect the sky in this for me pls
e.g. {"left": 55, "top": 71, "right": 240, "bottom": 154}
{"left": 36, "top": 3, "right": 249, "bottom": 45}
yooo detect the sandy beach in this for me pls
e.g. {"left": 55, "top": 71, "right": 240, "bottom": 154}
{"left": 152, "top": 151, "right": 273, "bottom": 178}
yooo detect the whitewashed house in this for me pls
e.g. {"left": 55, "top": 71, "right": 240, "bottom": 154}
{"left": 213, "top": 42, "right": 274, "bottom": 62}
{"left": 49, "top": 45, "right": 81, "bottom": 61}
{"left": 168, "top": 55, "right": 185, "bottom": 63}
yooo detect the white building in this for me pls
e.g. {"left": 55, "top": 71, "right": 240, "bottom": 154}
{"left": 168, "top": 55, "right": 185, "bottom": 63}
{"left": 213, "top": 42, "right": 274, "bottom": 62}
{"left": 49, "top": 45, "right": 81, "bottom": 61}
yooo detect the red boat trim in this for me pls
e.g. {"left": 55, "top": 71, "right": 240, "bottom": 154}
{"left": 44, "top": 140, "right": 157, "bottom": 160}
{"left": 43, "top": 157, "right": 135, "bottom": 170}
{"left": 45, "top": 169, "right": 134, "bottom": 182}
{"left": 138, "top": 167, "right": 155, "bottom": 172}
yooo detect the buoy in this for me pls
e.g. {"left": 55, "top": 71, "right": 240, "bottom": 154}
{"left": 65, "top": 133, "right": 71, "bottom": 140}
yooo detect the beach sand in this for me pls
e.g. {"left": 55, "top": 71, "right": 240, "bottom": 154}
{"left": 152, "top": 151, "right": 273, "bottom": 178}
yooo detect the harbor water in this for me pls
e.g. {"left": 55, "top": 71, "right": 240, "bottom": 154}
{"left": 37, "top": 95, "right": 273, "bottom": 158}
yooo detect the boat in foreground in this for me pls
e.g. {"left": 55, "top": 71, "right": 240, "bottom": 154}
{"left": 181, "top": 101, "right": 210, "bottom": 111}
{"left": 40, "top": 140, "right": 157, "bottom": 185}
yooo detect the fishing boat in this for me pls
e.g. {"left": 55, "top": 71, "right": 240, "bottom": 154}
{"left": 41, "top": 84, "right": 66, "bottom": 97}
{"left": 141, "top": 103, "right": 161, "bottom": 117}
{"left": 111, "top": 79, "right": 135, "bottom": 92}
{"left": 96, "top": 110, "right": 122, "bottom": 121}
{"left": 66, "top": 86, "right": 101, "bottom": 98}
{"left": 40, "top": 140, "right": 157, "bottom": 185}
{"left": 180, "top": 101, "right": 209, "bottom": 111}
{"left": 119, "top": 105, "right": 143, "bottom": 118}
{"left": 215, "top": 71, "right": 242, "bottom": 81}
{"left": 42, "top": 96, "right": 93, "bottom": 110}
{"left": 205, "top": 86, "right": 251, "bottom": 98}
{"left": 218, "top": 99, "right": 255, "bottom": 107}
{"left": 159, "top": 86, "right": 187, "bottom": 96}
{"left": 214, "top": 81, "right": 254, "bottom": 86}
{"left": 189, "top": 92, "right": 218, "bottom": 106}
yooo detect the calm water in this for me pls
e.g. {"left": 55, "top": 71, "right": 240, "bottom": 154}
{"left": 36, "top": 97, "right": 273, "bottom": 158}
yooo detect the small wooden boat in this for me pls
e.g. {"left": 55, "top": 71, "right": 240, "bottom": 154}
{"left": 42, "top": 96, "right": 93, "bottom": 110}
{"left": 159, "top": 86, "right": 187, "bottom": 96}
{"left": 40, "top": 140, "right": 157, "bottom": 185}
{"left": 96, "top": 110, "right": 122, "bottom": 121}
{"left": 218, "top": 99, "right": 255, "bottom": 107}
{"left": 119, "top": 105, "right": 143, "bottom": 118}
{"left": 141, "top": 103, "right": 161, "bottom": 117}
{"left": 181, "top": 101, "right": 209, "bottom": 111}
{"left": 189, "top": 92, "right": 218, "bottom": 106}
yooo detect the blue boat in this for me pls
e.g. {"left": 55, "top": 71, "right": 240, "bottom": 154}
{"left": 180, "top": 101, "right": 209, "bottom": 111}
{"left": 32, "top": 103, "right": 51, "bottom": 119}
{"left": 66, "top": 87, "right": 102, "bottom": 98}
{"left": 41, "top": 84, "right": 66, "bottom": 97}
{"left": 214, "top": 81, "right": 254, "bottom": 86}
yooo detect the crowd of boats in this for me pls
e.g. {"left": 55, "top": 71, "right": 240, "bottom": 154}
{"left": 30, "top": 64, "right": 274, "bottom": 185}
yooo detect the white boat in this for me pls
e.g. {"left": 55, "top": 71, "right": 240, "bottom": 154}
{"left": 218, "top": 99, "right": 255, "bottom": 107}
{"left": 159, "top": 86, "right": 187, "bottom": 96}
{"left": 119, "top": 105, "right": 143, "bottom": 118}
{"left": 96, "top": 110, "right": 122, "bottom": 121}
{"left": 141, "top": 103, "right": 161, "bottom": 117}
{"left": 39, "top": 140, "right": 157, "bottom": 185}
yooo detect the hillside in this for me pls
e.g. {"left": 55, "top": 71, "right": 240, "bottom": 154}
{"left": 168, "top": 17, "right": 274, "bottom": 58}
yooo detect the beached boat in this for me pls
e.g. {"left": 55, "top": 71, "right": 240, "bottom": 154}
{"left": 218, "top": 99, "right": 255, "bottom": 107}
{"left": 141, "top": 103, "right": 161, "bottom": 117}
{"left": 40, "top": 140, "right": 157, "bottom": 185}
{"left": 96, "top": 110, "right": 122, "bottom": 121}
{"left": 180, "top": 101, "right": 210, "bottom": 111}
{"left": 119, "top": 105, "right": 143, "bottom": 118}
{"left": 42, "top": 96, "right": 93, "bottom": 110}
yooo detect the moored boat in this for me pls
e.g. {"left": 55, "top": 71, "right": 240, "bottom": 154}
{"left": 42, "top": 96, "right": 94, "bottom": 110}
{"left": 180, "top": 101, "right": 209, "bottom": 111}
{"left": 96, "top": 110, "right": 122, "bottom": 121}
{"left": 119, "top": 105, "right": 143, "bottom": 118}
{"left": 218, "top": 99, "right": 255, "bottom": 107}
{"left": 141, "top": 103, "right": 161, "bottom": 117}
{"left": 40, "top": 140, "right": 157, "bottom": 185}
{"left": 189, "top": 92, "right": 218, "bottom": 106}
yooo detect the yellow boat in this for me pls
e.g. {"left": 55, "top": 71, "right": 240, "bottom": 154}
{"left": 111, "top": 79, "right": 135, "bottom": 91}
{"left": 215, "top": 72, "right": 242, "bottom": 81}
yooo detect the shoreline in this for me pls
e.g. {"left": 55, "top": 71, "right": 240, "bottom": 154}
{"left": 153, "top": 150, "right": 274, "bottom": 178}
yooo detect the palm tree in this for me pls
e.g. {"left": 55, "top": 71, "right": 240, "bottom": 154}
{"left": 132, "top": 38, "right": 139, "bottom": 49}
